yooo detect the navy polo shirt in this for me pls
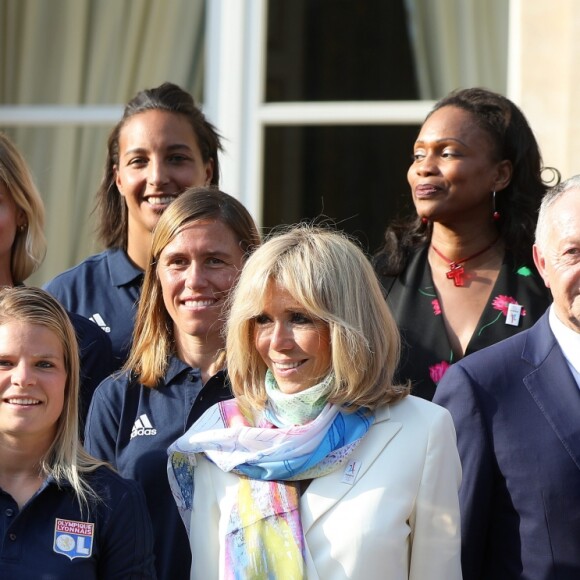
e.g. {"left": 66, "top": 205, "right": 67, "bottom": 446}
{"left": 0, "top": 466, "right": 155, "bottom": 579}
{"left": 44, "top": 248, "right": 144, "bottom": 367}
{"left": 84, "top": 357, "right": 233, "bottom": 580}
{"left": 67, "top": 311, "right": 115, "bottom": 433}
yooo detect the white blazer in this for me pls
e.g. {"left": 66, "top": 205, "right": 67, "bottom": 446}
{"left": 189, "top": 395, "right": 462, "bottom": 579}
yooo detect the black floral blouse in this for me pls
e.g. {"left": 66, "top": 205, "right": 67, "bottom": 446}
{"left": 377, "top": 244, "right": 553, "bottom": 401}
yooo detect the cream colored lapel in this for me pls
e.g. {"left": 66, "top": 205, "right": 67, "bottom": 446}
{"left": 300, "top": 406, "right": 402, "bottom": 534}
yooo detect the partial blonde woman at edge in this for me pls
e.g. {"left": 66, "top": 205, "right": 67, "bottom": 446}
{"left": 0, "top": 132, "right": 46, "bottom": 285}
{"left": 0, "top": 132, "right": 114, "bottom": 428}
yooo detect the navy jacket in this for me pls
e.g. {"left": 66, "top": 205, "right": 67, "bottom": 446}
{"left": 434, "top": 310, "right": 580, "bottom": 579}
{"left": 44, "top": 248, "right": 143, "bottom": 366}
{"left": 67, "top": 311, "right": 115, "bottom": 431}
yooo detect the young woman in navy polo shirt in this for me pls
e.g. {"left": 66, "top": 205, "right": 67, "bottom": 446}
{"left": 44, "top": 82, "right": 222, "bottom": 367}
{"left": 85, "top": 188, "right": 260, "bottom": 580}
{"left": 0, "top": 287, "right": 155, "bottom": 580}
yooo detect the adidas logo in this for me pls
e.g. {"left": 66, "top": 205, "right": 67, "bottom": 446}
{"left": 89, "top": 313, "right": 111, "bottom": 333}
{"left": 130, "top": 414, "right": 157, "bottom": 439}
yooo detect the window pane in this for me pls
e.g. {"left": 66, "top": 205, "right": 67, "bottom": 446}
{"left": 263, "top": 125, "right": 420, "bottom": 254}
{"left": 266, "top": 0, "right": 418, "bottom": 102}
{"left": 266, "top": 0, "right": 508, "bottom": 102}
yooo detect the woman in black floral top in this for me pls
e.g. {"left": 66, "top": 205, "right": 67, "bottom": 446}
{"left": 374, "top": 88, "right": 556, "bottom": 401}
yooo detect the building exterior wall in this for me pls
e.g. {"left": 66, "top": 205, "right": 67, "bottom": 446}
{"left": 512, "top": 0, "right": 580, "bottom": 180}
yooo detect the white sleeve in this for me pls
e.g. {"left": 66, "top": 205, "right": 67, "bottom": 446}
{"left": 409, "top": 407, "right": 463, "bottom": 580}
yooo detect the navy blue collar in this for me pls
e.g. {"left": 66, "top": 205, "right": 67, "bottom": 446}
{"left": 162, "top": 355, "right": 226, "bottom": 386}
{"left": 107, "top": 248, "right": 144, "bottom": 287}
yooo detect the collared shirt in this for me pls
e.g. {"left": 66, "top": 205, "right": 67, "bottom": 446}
{"left": 44, "top": 248, "right": 144, "bottom": 366}
{"left": 84, "top": 357, "right": 233, "bottom": 580}
{"left": 548, "top": 305, "right": 580, "bottom": 388}
{"left": 0, "top": 467, "right": 155, "bottom": 580}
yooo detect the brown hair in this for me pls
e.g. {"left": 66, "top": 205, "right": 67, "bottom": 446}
{"left": 125, "top": 187, "right": 260, "bottom": 386}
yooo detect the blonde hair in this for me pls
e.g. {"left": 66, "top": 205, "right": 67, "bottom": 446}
{"left": 0, "top": 133, "right": 46, "bottom": 283}
{"left": 125, "top": 187, "right": 261, "bottom": 386}
{"left": 0, "top": 287, "right": 108, "bottom": 511}
{"left": 226, "top": 225, "right": 409, "bottom": 411}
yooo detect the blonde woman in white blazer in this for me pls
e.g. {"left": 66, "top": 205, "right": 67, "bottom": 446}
{"left": 168, "top": 225, "right": 462, "bottom": 580}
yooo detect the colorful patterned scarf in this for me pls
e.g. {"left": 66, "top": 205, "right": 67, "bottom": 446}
{"left": 168, "top": 388, "right": 373, "bottom": 579}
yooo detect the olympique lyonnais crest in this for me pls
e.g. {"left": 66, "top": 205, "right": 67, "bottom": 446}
{"left": 53, "top": 518, "right": 94, "bottom": 560}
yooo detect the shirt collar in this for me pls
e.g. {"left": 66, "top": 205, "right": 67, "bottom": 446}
{"left": 108, "top": 248, "right": 144, "bottom": 287}
{"left": 164, "top": 356, "right": 195, "bottom": 384}
{"left": 162, "top": 355, "right": 227, "bottom": 385}
{"left": 45, "top": 475, "right": 72, "bottom": 488}
{"left": 548, "top": 305, "right": 580, "bottom": 379}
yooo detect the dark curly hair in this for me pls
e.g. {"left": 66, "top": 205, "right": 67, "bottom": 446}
{"left": 374, "top": 87, "right": 559, "bottom": 276}
{"left": 94, "top": 82, "right": 223, "bottom": 250}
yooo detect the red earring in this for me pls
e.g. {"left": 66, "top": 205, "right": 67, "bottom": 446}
{"left": 421, "top": 217, "right": 429, "bottom": 225}
{"left": 492, "top": 191, "right": 500, "bottom": 221}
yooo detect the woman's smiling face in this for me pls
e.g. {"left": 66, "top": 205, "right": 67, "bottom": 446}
{"left": 0, "top": 321, "right": 66, "bottom": 445}
{"left": 157, "top": 220, "right": 245, "bottom": 346}
{"left": 254, "top": 281, "right": 331, "bottom": 394}
{"left": 115, "top": 109, "right": 213, "bottom": 246}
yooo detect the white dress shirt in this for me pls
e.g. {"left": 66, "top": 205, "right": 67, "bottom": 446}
{"left": 548, "top": 305, "right": 580, "bottom": 388}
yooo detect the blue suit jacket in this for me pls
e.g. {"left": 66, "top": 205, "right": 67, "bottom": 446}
{"left": 434, "top": 310, "right": 580, "bottom": 580}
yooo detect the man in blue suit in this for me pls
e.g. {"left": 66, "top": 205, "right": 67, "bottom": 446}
{"left": 434, "top": 174, "right": 580, "bottom": 580}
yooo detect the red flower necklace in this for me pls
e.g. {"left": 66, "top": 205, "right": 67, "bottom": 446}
{"left": 430, "top": 236, "right": 500, "bottom": 287}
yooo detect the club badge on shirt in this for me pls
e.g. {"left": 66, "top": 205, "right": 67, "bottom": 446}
{"left": 53, "top": 518, "right": 94, "bottom": 560}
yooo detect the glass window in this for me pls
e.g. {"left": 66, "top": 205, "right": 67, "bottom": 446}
{"left": 263, "top": 0, "right": 422, "bottom": 251}
{"left": 266, "top": 0, "right": 419, "bottom": 102}
{"left": 263, "top": 124, "right": 419, "bottom": 254}
{"left": 262, "top": 0, "right": 508, "bottom": 251}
